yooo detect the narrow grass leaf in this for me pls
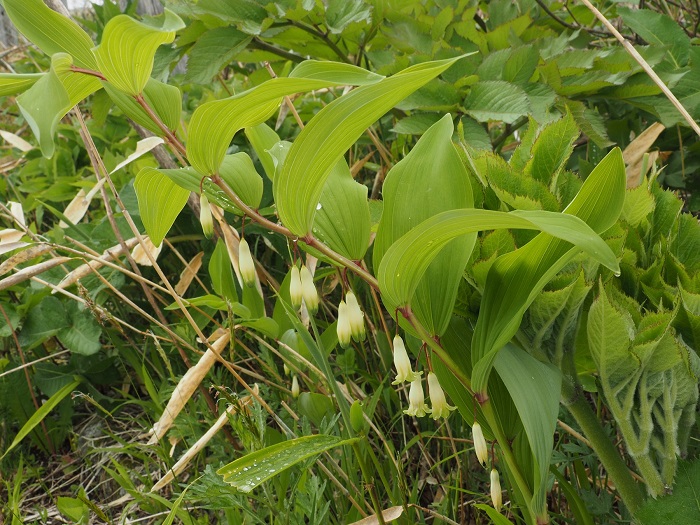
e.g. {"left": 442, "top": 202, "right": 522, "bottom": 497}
{"left": 1, "top": 378, "right": 80, "bottom": 460}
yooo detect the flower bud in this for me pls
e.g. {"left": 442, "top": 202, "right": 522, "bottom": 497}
{"left": 300, "top": 265, "right": 319, "bottom": 314}
{"left": 490, "top": 469, "right": 502, "bottom": 511}
{"left": 345, "top": 291, "right": 366, "bottom": 342}
{"left": 427, "top": 372, "right": 456, "bottom": 420}
{"left": 283, "top": 363, "right": 290, "bottom": 376}
{"left": 403, "top": 378, "right": 430, "bottom": 417}
{"left": 238, "top": 237, "right": 256, "bottom": 286}
{"left": 350, "top": 400, "right": 366, "bottom": 434}
{"left": 199, "top": 193, "right": 213, "bottom": 238}
{"left": 291, "top": 375, "right": 300, "bottom": 398}
{"left": 391, "top": 335, "right": 422, "bottom": 385}
{"left": 337, "top": 300, "right": 352, "bottom": 349}
{"left": 472, "top": 421, "right": 488, "bottom": 467}
{"left": 289, "top": 265, "right": 303, "bottom": 308}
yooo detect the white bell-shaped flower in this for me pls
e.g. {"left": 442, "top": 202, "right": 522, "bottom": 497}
{"left": 291, "top": 376, "right": 300, "bottom": 398}
{"left": 490, "top": 469, "right": 502, "bottom": 511}
{"left": 199, "top": 193, "right": 213, "bottom": 238}
{"left": 345, "top": 291, "right": 365, "bottom": 342}
{"left": 391, "top": 335, "right": 422, "bottom": 385}
{"left": 403, "top": 378, "right": 430, "bottom": 417}
{"left": 427, "top": 372, "right": 456, "bottom": 420}
{"left": 300, "top": 265, "right": 319, "bottom": 314}
{"left": 472, "top": 421, "right": 488, "bottom": 467}
{"left": 238, "top": 237, "right": 256, "bottom": 286}
{"left": 289, "top": 265, "right": 303, "bottom": 308}
{"left": 337, "top": 300, "right": 352, "bottom": 348}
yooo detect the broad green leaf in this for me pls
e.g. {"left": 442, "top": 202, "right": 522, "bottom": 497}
{"left": 102, "top": 78, "right": 182, "bottom": 134}
{"left": 217, "top": 435, "right": 359, "bottom": 492}
{"left": 4, "top": 0, "right": 97, "bottom": 69}
{"left": 494, "top": 344, "right": 561, "bottom": 514}
{"left": 0, "top": 73, "right": 43, "bottom": 97}
{"left": 145, "top": 153, "right": 262, "bottom": 214}
{"left": 523, "top": 112, "right": 579, "bottom": 185}
{"left": 245, "top": 123, "right": 280, "bottom": 180}
{"left": 58, "top": 303, "right": 102, "bottom": 356}
{"left": 188, "top": 60, "right": 385, "bottom": 176}
{"left": 618, "top": 7, "right": 690, "bottom": 68}
{"left": 465, "top": 80, "right": 530, "bottom": 123}
{"left": 374, "top": 115, "right": 474, "bottom": 336}
{"left": 637, "top": 459, "right": 700, "bottom": 523}
{"left": 378, "top": 209, "right": 618, "bottom": 317}
{"left": 93, "top": 9, "right": 185, "bottom": 95}
{"left": 209, "top": 240, "right": 239, "bottom": 303}
{"left": 1, "top": 378, "right": 80, "bottom": 460}
{"left": 313, "top": 159, "right": 371, "bottom": 260}
{"left": 298, "top": 392, "right": 335, "bottom": 427}
{"left": 219, "top": 153, "right": 263, "bottom": 210}
{"left": 325, "top": 0, "right": 372, "bottom": 34}
{"left": 17, "top": 53, "right": 101, "bottom": 158}
{"left": 503, "top": 45, "right": 539, "bottom": 84}
{"left": 184, "top": 27, "right": 251, "bottom": 84}
{"left": 392, "top": 113, "right": 442, "bottom": 135}
{"left": 277, "top": 56, "right": 466, "bottom": 236}
{"left": 134, "top": 167, "right": 190, "bottom": 247}
{"left": 17, "top": 296, "right": 68, "bottom": 350}
{"left": 470, "top": 148, "right": 626, "bottom": 393}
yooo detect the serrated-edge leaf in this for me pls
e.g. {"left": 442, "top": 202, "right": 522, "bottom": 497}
{"left": 217, "top": 435, "right": 359, "bottom": 492}
{"left": 93, "top": 9, "right": 185, "bottom": 95}
{"left": 134, "top": 167, "right": 191, "bottom": 247}
{"left": 277, "top": 56, "right": 466, "bottom": 235}
{"left": 470, "top": 149, "right": 626, "bottom": 393}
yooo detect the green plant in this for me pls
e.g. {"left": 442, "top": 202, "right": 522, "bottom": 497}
{"left": 1, "top": 1, "right": 699, "bottom": 524}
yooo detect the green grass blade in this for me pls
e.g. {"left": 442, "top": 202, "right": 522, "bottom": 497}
{"left": 1, "top": 378, "right": 80, "bottom": 460}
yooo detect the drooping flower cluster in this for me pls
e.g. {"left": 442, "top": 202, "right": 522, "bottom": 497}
{"left": 391, "top": 335, "right": 454, "bottom": 420}
{"left": 337, "top": 290, "right": 365, "bottom": 347}
{"left": 472, "top": 421, "right": 503, "bottom": 511}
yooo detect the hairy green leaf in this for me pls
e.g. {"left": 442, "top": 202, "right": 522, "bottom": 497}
{"left": 470, "top": 148, "right": 626, "bottom": 394}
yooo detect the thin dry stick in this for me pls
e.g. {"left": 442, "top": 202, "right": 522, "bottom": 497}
{"left": 579, "top": 0, "right": 700, "bottom": 138}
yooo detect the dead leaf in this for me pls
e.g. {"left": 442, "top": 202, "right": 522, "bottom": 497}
{"left": 110, "top": 136, "right": 165, "bottom": 174}
{"left": 131, "top": 237, "right": 163, "bottom": 266}
{"left": 0, "top": 243, "right": 52, "bottom": 275}
{"left": 623, "top": 122, "right": 665, "bottom": 188}
{"left": 0, "top": 130, "right": 33, "bottom": 152}
{"left": 59, "top": 179, "right": 106, "bottom": 227}
{"left": 0, "top": 257, "right": 72, "bottom": 291}
{"left": 348, "top": 506, "right": 404, "bottom": 525}
{"left": 174, "top": 251, "right": 204, "bottom": 296}
{"left": 148, "top": 331, "right": 231, "bottom": 444}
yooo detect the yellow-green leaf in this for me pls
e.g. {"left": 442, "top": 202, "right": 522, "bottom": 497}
{"left": 93, "top": 9, "right": 185, "bottom": 95}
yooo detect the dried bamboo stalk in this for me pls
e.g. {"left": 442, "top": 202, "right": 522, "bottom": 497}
{"left": 147, "top": 330, "right": 231, "bottom": 444}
